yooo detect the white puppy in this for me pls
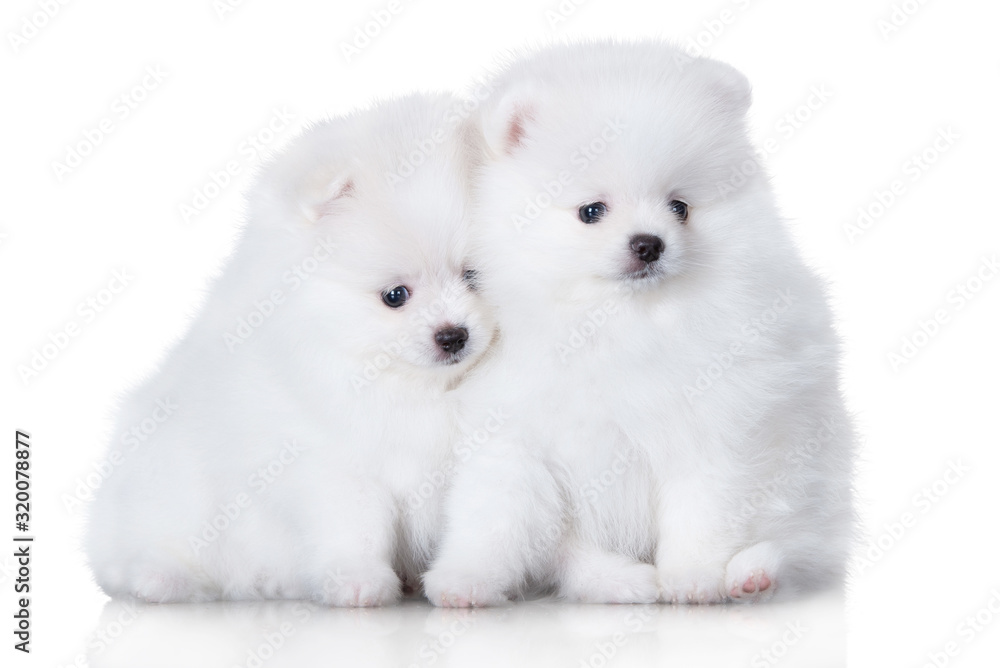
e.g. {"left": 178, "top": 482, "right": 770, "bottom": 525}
{"left": 85, "top": 93, "right": 494, "bottom": 606}
{"left": 424, "top": 42, "right": 855, "bottom": 606}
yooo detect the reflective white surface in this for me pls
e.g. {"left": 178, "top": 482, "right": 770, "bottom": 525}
{"left": 85, "top": 591, "right": 845, "bottom": 668}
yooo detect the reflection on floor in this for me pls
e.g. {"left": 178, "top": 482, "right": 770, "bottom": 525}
{"left": 86, "top": 589, "right": 845, "bottom": 667}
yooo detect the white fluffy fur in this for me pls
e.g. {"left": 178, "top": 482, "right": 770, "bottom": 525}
{"left": 424, "top": 41, "right": 855, "bottom": 606}
{"left": 85, "top": 94, "right": 495, "bottom": 606}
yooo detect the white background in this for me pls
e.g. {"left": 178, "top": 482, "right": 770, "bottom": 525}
{"left": 3, "top": 0, "right": 999, "bottom": 666}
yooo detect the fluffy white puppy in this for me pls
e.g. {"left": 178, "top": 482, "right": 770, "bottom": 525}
{"left": 86, "top": 93, "right": 493, "bottom": 606}
{"left": 424, "top": 42, "right": 854, "bottom": 606}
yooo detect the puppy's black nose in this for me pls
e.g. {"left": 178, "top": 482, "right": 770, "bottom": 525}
{"left": 435, "top": 327, "right": 468, "bottom": 354}
{"left": 630, "top": 234, "right": 665, "bottom": 264}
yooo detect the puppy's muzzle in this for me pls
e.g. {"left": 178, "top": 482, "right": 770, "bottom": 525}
{"left": 629, "top": 234, "right": 665, "bottom": 264}
{"left": 435, "top": 326, "right": 468, "bottom": 354}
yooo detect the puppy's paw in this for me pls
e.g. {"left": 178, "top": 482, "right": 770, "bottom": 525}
{"left": 558, "top": 552, "right": 659, "bottom": 604}
{"left": 658, "top": 567, "right": 725, "bottom": 605}
{"left": 564, "top": 562, "right": 660, "bottom": 604}
{"left": 725, "top": 541, "right": 783, "bottom": 603}
{"left": 133, "top": 571, "right": 206, "bottom": 603}
{"left": 315, "top": 565, "right": 401, "bottom": 607}
{"left": 728, "top": 568, "right": 773, "bottom": 601}
{"left": 422, "top": 569, "right": 508, "bottom": 608}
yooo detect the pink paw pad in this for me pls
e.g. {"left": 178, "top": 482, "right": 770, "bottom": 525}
{"left": 730, "top": 569, "right": 771, "bottom": 599}
{"left": 440, "top": 594, "right": 473, "bottom": 608}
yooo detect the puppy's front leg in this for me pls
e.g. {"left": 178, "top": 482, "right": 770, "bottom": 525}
{"left": 423, "top": 440, "right": 562, "bottom": 607}
{"left": 655, "top": 474, "right": 744, "bottom": 604}
{"left": 306, "top": 481, "right": 401, "bottom": 607}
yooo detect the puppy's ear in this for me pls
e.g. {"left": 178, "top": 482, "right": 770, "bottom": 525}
{"left": 689, "top": 58, "right": 752, "bottom": 118}
{"left": 299, "top": 176, "right": 354, "bottom": 223}
{"left": 483, "top": 89, "right": 538, "bottom": 156}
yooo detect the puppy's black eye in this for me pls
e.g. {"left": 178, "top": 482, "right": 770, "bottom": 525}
{"left": 381, "top": 286, "right": 409, "bottom": 309}
{"left": 462, "top": 268, "right": 478, "bottom": 290}
{"left": 669, "top": 199, "right": 689, "bottom": 223}
{"left": 579, "top": 202, "right": 607, "bottom": 224}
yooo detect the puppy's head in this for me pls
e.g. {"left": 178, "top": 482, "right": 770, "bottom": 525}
{"left": 473, "top": 42, "right": 782, "bottom": 301}
{"left": 247, "top": 94, "right": 494, "bottom": 383}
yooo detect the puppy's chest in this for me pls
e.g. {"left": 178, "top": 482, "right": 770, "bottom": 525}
{"left": 536, "top": 309, "right": 681, "bottom": 458}
{"left": 354, "top": 400, "right": 454, "bottom": 489}
{"left": 551, "top": 304, "right": 673, "bottom": 368}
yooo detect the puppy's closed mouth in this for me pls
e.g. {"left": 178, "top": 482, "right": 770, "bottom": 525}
{"left": 437, "top": 349, "right": 471, "bottom": 366}
{"left": 621, "top": 263, "right": 663, "bottom": 282}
